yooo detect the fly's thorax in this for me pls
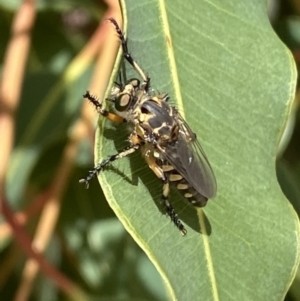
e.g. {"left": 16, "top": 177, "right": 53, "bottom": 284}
{"left": 137, "top": 95, "right": 179, "bottom": 146}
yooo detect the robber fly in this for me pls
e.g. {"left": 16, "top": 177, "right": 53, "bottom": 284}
{"left": 80, "top": 18, "right": 217, "bottom": 235}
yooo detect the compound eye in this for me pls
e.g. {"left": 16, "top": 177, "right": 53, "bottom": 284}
{"left": 115, "top": 93, "right": 132, "bottom": 112}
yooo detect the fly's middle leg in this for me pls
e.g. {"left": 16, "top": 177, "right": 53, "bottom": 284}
{"left": 79, "top": 144, "right": 140, "bottom": 188}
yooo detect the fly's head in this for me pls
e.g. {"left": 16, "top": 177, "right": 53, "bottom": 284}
{"left": 108, "top": 78, "right": 141, "bottom": 120}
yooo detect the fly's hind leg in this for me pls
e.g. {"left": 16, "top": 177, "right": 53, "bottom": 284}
{"left": 79, "top": 144, "right": 140, "bottom": 188}
{"left": 107, "top": 18, "right": 150, "bottom": 92}
{"left": 161, "top": 177, "right": 187, "bottom": 236}
{"left": 145, "top": 156, "right": 187, "bottom": 235}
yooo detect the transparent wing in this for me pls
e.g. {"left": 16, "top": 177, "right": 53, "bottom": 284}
{"left": 162, "top": 112, "right": 217, "bottom": 199}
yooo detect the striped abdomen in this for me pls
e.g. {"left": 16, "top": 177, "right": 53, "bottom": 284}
{"left": 162, "top": 163, "right": 208, "bottom": 207}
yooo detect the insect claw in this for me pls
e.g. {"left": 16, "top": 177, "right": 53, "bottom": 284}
{"left": 82, "top": 91, "right": 89, "bottom": 98}
{"left": 79, "top": 178, "right": 90, "bottom": 189}
{"left": 180, "top": 228, "right": 187, "bottom": 236}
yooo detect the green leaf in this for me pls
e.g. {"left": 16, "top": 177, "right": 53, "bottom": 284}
{"left": 94, "top": 1, "right": 300, "bottom": 300}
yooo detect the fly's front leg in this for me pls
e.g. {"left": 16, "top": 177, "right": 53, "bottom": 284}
{"left": 79, "top": 144, "right": 140, "bottom": 188}
{"left": 83, "top": 91, "right": 125, "bottom": 123}
{"left": 107, "top": 18, "right": 150, "bottom": 92}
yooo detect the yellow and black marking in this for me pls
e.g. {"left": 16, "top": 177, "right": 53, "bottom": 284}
{"left": 163, "top": 164, "right": 208, "bottom": 207}
{"left": 80, "top": 19, "right": 217, "bottom": 236}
